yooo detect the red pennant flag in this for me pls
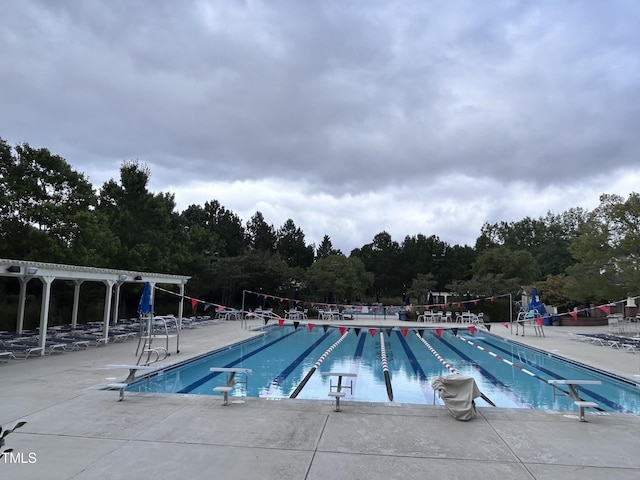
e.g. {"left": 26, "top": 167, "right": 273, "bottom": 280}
{"left": 425, "top": 305, "right": 431, "bottom": 310}
{"left": 369, "top": 328, "right": 377, "bottom": 337}
{"left": 311, "top": 302, "right": 315, "bottom": 307}
{"left": 490, "top": 296, "right": 495, "bottom": 303}
{"left": 441, "top": 303, "right": 445, "bottom": 310}
{"left": 339, "top": 326, "right": 347, "bottom": 335}
{"left": 307, "top": 323, "right": 315, "bottom": 332}
{"left": 597, "top": 305, "right": 608, "bottom": 314}
{"left": 502, "top": 322, "right": 509, "bottom": 328}
{"left": 278, "top": 319, "right": 285, "bottom": 327}
{"left": 569, "top": 311, "right": 578, "bottom": 321}
{"left": 191, "top": 298, "right": 198, "bottom": 310}
{"left": 279, "top": 297, "right": 284, "bottom": 303}
{"left": 468, "top": 325, "right": 475, "bottom": 335}
{"left": 435, "top": 328, "right": 443, "bottom": 337}
{"left": 217, "top": 305, "right": 224, "bottom": 311}
{"left": 401, "top": 328, "right": 408, "bottom": 338}
{"left": 535, "top": 318, "right": 543, "bottom": 327}
{"left": 473, "top": 299, "right": 478, "bottom": 305}
{"left": 457, "top": 302, "right": 461, "bottom": 308}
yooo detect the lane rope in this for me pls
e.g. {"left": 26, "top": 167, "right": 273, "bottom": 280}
{"left": 379, "top": 332, "right": 394, "bottom": 402}
{"left": 414, "top": 330, "right": 496, "bottom": 406}
{"left": 289, "top": 330, "right": 349, "bottom": 398}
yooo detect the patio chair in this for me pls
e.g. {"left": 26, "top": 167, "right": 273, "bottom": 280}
{"left": 472, "top": 313, "right": 485, "bottom": 326}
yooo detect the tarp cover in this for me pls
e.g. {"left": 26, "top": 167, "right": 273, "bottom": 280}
{"left": 431, "top": 374, "right": 482, "bottom": 421}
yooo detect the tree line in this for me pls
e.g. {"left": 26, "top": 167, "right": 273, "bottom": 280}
{"left": 1, "top": 137, "right": 639, "bottom": 324}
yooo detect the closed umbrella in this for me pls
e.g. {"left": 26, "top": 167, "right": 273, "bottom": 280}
{"left": 528, "top": 288, "right": 547, "bottom": 315}
{"left": 136, "top": 282, "right": 153, "bottom": 362}
{"left": 427, "top": 292, "right": 434, "bottom": 307}
{"left": 138, "top": 282, "right": 153, "bottom": 316}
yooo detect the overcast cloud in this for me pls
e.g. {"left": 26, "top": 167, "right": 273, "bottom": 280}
{"left": 2, "top": 0, "right": 639, "bottom": 253}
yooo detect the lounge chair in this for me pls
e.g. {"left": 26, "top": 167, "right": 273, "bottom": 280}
{"left": 0, "top": 344, "right": 44, "bottom": 358}
{"left": 0, "top": 351, "right": 16, "bottom": 361}
{"left": 50, "top": 336, "right": 91, "bottom": 350}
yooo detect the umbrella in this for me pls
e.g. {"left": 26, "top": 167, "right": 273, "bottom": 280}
{"left": 136, "top": 282, "right": 154, "bottom": 363}
{"left": 427, "top": 292, "right": 434, "bottom": 306}
{"left": 528, "top": 288, "right": 547, "bottom": 315}
{"left": 137, "top": 282, "right": 153, "bottom": 315}
{"left": 327, "top": 291, "right": 335, "bottom": 305}
{"left": 292, "top": 288, "right": 299, "bottom": 309}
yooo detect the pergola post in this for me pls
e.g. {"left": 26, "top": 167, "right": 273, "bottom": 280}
{"left": 71, "top": 279, "right": 84, "bottom": 330}
{"left": 101, "top": 280, "right": 115, "bottom": 342}
{"left": 37, "top": 276, "right": 55, "bottom": 356}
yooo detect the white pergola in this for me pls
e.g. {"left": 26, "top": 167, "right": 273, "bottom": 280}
{"left": 1, "top": 258, "right": 190, "bottom": 355}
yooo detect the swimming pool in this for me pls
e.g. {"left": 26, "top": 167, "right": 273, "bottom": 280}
{"left": 128, "top": 325, "right": 640, "bottom": 413}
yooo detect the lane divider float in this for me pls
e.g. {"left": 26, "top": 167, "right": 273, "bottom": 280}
{"left": 379, "top": 332, "right": 394, "bottom": 402}
{"left": 414, "top": 330, "right": 496, "bottom": 406}
{"left": 290, "top": 330, "right": 349, "bottom": 398}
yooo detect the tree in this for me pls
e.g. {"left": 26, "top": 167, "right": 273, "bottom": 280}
{"left": 565, "top": 193, "right": 640, "bottom": 302}
{"left": 407, "top": 273, "right": 437, "bottom": 305}
{"left": 205, "top": 250, "right": 291, "bottom": 307}
{"left": 535, "top": 275, "right": 572, "bottom": 311}
{"left": 245, "top": 211, "right": 276, "bottom": 252}
{"left": 97, "top": 160, "right": 183, "bottom": 271}
{"left": 473, "top": 246, "right": 541, "bottom": 285}
{"left": 304, "top": 255, "right": 373, "bottom": 303}
{"left": 475, "top": 210, "right": 584, "bottom": 278}
{"left": 316, "top": 235, "right": 341, "bottom": 259}
{"left": 352, "top": 231, "right": 402, "bottom": 297}
{"left": 181, "top": 200, "right": 247, "bottom": 257}
{"left": 0, "top": 139, "right": 101, "bottom": 263}
{"left": 276, "top": 219, "right": 314, "bottom": 268}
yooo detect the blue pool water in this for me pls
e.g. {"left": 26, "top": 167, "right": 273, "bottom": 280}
{"left": 128, "top": 325, "right": 640, "bottom": 413}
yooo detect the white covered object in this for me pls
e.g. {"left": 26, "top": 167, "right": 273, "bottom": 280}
{"left": 431, "top": 374, "right": 482, "bottom": 421}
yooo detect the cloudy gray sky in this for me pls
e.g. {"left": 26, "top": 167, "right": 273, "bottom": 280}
{"left": 2, "top": 0, "right": 639, "bottom": 253}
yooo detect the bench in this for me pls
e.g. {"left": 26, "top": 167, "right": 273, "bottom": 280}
{"left": 322, "top": 372, "right": 357, "bottom": 411}
{"left": 210, "top": 367, "right": 252, "bottom": 406}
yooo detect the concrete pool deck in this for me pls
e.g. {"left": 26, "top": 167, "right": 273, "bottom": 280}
{"left": 2, "top": 319, "right": 640, "bottom": 479}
